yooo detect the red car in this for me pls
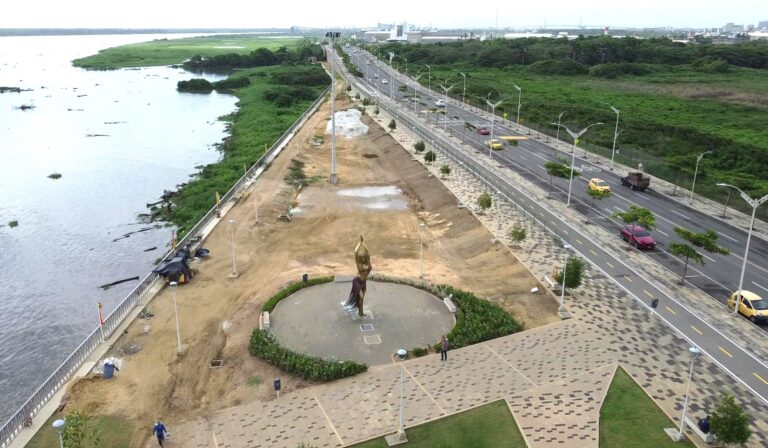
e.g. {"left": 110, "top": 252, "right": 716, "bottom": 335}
{"left": 476, "top": 125, "right": 491, "bottom": 135}
{"left": 620, "top": 225, "right": 656, "bottom": 249}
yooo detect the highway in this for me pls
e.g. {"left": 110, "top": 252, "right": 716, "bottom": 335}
{"left": 332, "top": 47, "right": 768, "bottom": 403}
{"left": 350, "top": 49, "right": 768, "bottom": 320}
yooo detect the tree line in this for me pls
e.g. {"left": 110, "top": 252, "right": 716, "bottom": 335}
{"left": 183, "top": 41, "right": 326, "bottom": 70}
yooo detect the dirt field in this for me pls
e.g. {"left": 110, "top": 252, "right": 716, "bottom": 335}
{"left": 61, "top": 86, "right": 558, "bottom": 446}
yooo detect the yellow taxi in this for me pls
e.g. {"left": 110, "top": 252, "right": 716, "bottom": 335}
{"left": 728, "top": 291, "right": 768, "bottom": 323}
{"left": 588, "top": 178, "right": 611, "bottom": 193}
{"left": 484, "top": 139, "right": 503, "bottom": 150}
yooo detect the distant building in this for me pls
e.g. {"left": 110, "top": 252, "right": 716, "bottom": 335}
{"left": 723, "top": 23, "right": 744, "bottom": 33}
{"left": 759, "top": 20, "right": 768, "bottom": 30}
{"left": 748, "top": 31, "right": 768, "bottom": 40}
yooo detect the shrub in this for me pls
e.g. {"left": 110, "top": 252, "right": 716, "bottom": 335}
{"left": 477, "top": 192, "right": 492, "bottom": 212}
{"left": 440, "top": 165, "right": 451, "bottom": 177}
{"left": 424, "top": 150, "right": 436, "bottom": 163}
{"left": 412, "top": 347, "right": 429, "bottom": 357}
{"left": 414, "top": 141, "right": 426, "bottom": 153}
{"left": 588, "top": 63, "right": 653, "bottom": 78}
{"left": 362, "top": 97, "right": 372, "bottom": 106}
{"left": 213, "top": 76, "right": 251, "bottom": 91}
{"left": 262, "top": 276, "right": 335, "bottom": 312}
{"left": 177, "top": 78, "right": 214, "bottom": 92}
{"left": 249, "top": 330, "right": 367, "bottom": 381}
{"left": 525, "top": 59, "right": 588, "bottom": 76}
{"left": 388, "top": 119, "right": 397, "bottom": 131}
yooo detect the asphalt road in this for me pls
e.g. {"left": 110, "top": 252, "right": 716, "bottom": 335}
{"left": 335, "top": 48, "right": 768, "bottom": 402}
{"left": 351, "top": 51, "right": 768, "bottom": 319}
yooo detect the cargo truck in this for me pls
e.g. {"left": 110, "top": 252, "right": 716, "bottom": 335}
{"left": 621, "top": 172, "right": 651, "bottom": 191}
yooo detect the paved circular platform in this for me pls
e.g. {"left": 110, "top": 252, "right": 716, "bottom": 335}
{"left": 270, "top": 280, "right": 455, "bottom": 365}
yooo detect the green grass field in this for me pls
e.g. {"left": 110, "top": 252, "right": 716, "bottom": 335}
{"left": 600, "top": 367, "right": 694, "bottom": 447}
{"left": 26, "top": 413, "right": 133, "bottom": 448}
{"left": 351, "top": 400, "right": 527, "bottom": 448}
{"left": 73, "top": 35, "right": 304, "bottom": 69}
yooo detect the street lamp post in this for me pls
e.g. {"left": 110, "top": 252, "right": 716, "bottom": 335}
{"left": 556, "top": 112, "right": 565, "bottom": 142}
{"left": 397, "top": 348, "right": 408, "bottom": 441}
{"left": 689, "top": 151, "right": 712, "bottom": 204}
{"left": 559, "top": 244, "right": 572, "bottom": 315}
{"left": 676, "top": 346, "right": 702, "bottom": 442}
{"left": 485, "top": 98, "right": 505, "bottom": 158}
{"left": 558, "top": 123, "right": 604, "bottom": 206}
{"left": 326, "top": 32, "right": 341, "bottom": 184}
{"left": 53, "top": 419, "right": 66, "bottom": 448}
{"left": 411, "top": 73, "right": 424, "bottom": 111}
{"left": 423, "top": 64, "right": 431, "bottom": 91}
{"left": 513, "top": 84, "right": 522, "bottom": 130}
{"left": 455, "top": 71, "right": 467, "bottom": 104}
{"left": 716, "top": 183, "right": 768, "bottom": 316}
{"left": 228, "top": 219, "right": 238, "bottom": 277}
{"left": 170, "top": 281, "right": 183, "bottom": 354}
{"left": 419, "top": 223, "right": 426, "bottom": 278}
{"left": 608, "top": 104, "right": 620, "bottom": 170}
{"left": 440, "top": 82, "right": 454, "bottom": 131}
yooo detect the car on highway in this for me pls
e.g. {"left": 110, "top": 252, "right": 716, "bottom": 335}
{"left": 374, "top": 73, "right": 379, "bottom": 78}
{"left": 484, "top": 139, "right": 503, "bottom": 150}
{"left": 727, "top": 291, "right": 768, "bottom": 323}
{"left": 620, "top": 225, "right": 656, "bottom": 250}
{"left": 476, "top": 125, "right": 491, "bottom": 135}
{"left": 435, "top": 99, "right": 446, "bottom": 108}
{"left": 588, "top": 178, "right": 611, "bottom": 193}
{"left": 382, "top": 79, "right": 388, "bottom": 84}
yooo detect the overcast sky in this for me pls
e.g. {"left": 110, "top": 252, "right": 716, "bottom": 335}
{"left": 1, "top": 0, "right": 764, "bottom": 30}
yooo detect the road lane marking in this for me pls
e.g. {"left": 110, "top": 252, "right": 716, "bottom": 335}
{"left": 643, "top": 290, "right": 654, "bottom": 298}
{"left": 719, "top": 346, "right": 733, "bottom": 357}
{"left": 590, "top": 249, "right": 598, "bottom": 256}
{"left": 551, "top": 220, "right": 557, "bottom": 226}
{"left": 656, "top": 229, "right": 669, "bottom": 237}
{"left": 718, "top": 232, "right": 739, "bottom": 243}
{"left": 691, "top": 325, "right": 703, "bottom": 335}
{"left": 605, "top": 208, "right": 613, "bottom": 214}
{"left": 752, "top": 282, "right": 768, "bottom": 294}
{"left": 671, "top": 209, "right": 692, "bottom": 220}
{"left": 576, "top": 239, "right": 583, "bottom": 245}
{"left": 624, "top": 275, "right": 632, "bottom": 282}
{"left": 518, "top": 155, "right": 528, "bottom": 161}
{"left": 701, "top": 252, "right": 717, "bottom": 263}
{"left": 562, "top": 229, "right": 569, "bottom": 235}
{"left": 606, "top": 262, "right": 614, "bottom": 269}
{"left": 755, "top": 372, "right": 768, "bottom": 385}
{"left": 665, "top": 306, "right": 677, "bottom": 315}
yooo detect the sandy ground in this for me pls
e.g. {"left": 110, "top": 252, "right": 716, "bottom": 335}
{"left": 61, "top": 86, "right": 558, "bottom": 446}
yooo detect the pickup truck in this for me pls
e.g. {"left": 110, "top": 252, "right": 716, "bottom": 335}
{"left": 621, "top": 172, "right": 650, "bottom": 191}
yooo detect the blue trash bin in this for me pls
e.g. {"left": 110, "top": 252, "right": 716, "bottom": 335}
{"left": 103, "top": 362, "right": 115, "bottom": 379}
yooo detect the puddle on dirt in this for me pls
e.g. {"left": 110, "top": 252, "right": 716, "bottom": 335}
{"left": 294, "top": 185, "right": 409, "bottom": 214}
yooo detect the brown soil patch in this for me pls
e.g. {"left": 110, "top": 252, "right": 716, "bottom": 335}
{"left": 61, "top": 84, "right": 557, "bottom": 446}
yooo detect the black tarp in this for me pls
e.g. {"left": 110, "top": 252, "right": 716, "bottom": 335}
{"left": 152, "top": 256, "right": 192, "bottom": 283}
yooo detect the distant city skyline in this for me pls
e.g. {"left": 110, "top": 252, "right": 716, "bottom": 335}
{"left": 1, "top": 0, "right": 765, "bottom": 30}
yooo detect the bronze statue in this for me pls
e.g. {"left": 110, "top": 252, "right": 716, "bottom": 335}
{"left": 342, "top": 236, "right": 372, "bottom": 316}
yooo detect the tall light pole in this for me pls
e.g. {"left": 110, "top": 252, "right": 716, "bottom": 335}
{"left": 689, "top": 151, "right": 712, "bottom": 204}
{"left": 397, "top": 348, "right": 408, "bottom": 441}
{"left": 53, "top": 419, "right": 66, "bottom": 448}
{"left": 228, "top": 219, "right": 238, "bottom": 278}
{"left": 676, "top": 346, "right": 702, "bottom": 442}
{"left": 326, "top": 32, "right": 341, "bottom": 184}
{"left": 170, "top": 281, "right": 183, "bottom": 354}
{"left": 485, "top": 98, "right": 505, "bottom": 158}
{"left": 555, "top": 112, "right": 565, "bottom": 142}
{"left": 419, "top": 223, "right": 426, "bottom": 278}
{"left": 411, "top": 73, "right": 423, "bottom": 111}
{"left": 440, "top": 82, "right": 454, "bottom": 131}
{"left": 716, "top": 184, "right": 768, "bottom": 316}
{"left": 559, "top": 244, "right": 571, "bottom": 315}
{"left": 608, "top": 104, "right": 620, "bottom": 170}
{"left": 513, "top": 84, "right": 522, "bottom": 130}
{"left": 454, "top": 70, "right": 467, "bottom": 104}
{"left": 423, "top": 64, "right": 431, "bottom": 91}
{"left": 559, "top": 123, "right": 604, "bottom": 207}
{"left": 399, "top": 56, "right": 408, "bottom": 78}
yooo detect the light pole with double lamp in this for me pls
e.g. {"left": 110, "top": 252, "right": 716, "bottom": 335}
{"left": 397, "top": 348, "right": 408, "bottom": 441}
{"left": 170, "top": 281, "right": 183, "bottom": 354}
{"left": 484, "top": 98, "right": 505, "bottom": 158}
{"left": 454, "top": 70, "right": 467, "bottom": 104}
{"left": 673, "top": 346, "right": 702, "bottom": 442}
{"left": 716, "top": 183, "right": 768, "bottom": 316}
{"left": 411, "top": 73, "right": 424, "bottom": 111}
{"left": 558, "top": 244, "right": 572, "bottom": 318}
{"left": 689, "top": 150, "right": 712, "bottom": 204}
{"left": 513, "top": 84, "right": 522, "bottom": 130}
{"left": 607, "top": 104, "right": 620, "bottom": 170}
{"left": 555, "top": 112, "right": 565, "bottom": 142}
{"left": 557, "top": 123, "right": 603, "bottom": 207}
{"left": 423, "top": 64, "right": 431, "bottom": 91}
{"left": 326, "top": 32, "right": 341, "bottom": 184}
{"left": 440, "top": 82, "right": 454, "bottom": 131}
{"left": 228, "top": 219, "right": 238, "bottom": 278}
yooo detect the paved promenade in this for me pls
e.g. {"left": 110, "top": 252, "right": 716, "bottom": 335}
{"left": 172, "top": 110, "right": 768, "bottom": 448}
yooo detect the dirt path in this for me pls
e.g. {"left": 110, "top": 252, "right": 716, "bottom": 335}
{"left": 62, "top": 87, "right": 557, "bottom": 446}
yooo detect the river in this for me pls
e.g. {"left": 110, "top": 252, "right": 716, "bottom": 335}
{"left": 0, "top": 33, "right": 237, "bottom": 422}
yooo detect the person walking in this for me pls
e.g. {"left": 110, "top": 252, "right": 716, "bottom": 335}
{"left": 440, "top": 335, "right": 450, "bottom": 361}
{"left": 152, "top": 419, "right": 168, "bottom": 446}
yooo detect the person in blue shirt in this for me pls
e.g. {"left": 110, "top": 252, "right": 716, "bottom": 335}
{"left": 152, "top": 420, "right": 168, "bottom": 446}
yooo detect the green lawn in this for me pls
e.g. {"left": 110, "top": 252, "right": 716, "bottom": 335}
{"left": 600, "top": 367, "right": 694, "bottom": 447}
{"left": 73, "top": 35, "right": 304, "bottom": 69}
{"left": 26, "top": 413, "right": 133, "bottom": 448}
{"left": 351, "top": 400, "right": 526, "bottom": 448}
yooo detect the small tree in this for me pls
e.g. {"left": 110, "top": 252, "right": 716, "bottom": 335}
{"left": 509, "top": 224, "right": 527, "bottom": 247}
{"left": 586, "top": 188, "right": 611, "bottom": 222}
{"left": 669, "top": 227, "right": 729, "bottom": 284}
{"left": 413, "top": 141, "right": 426, "bottom": 153}
{"left": 388, "top": 119, "right": 397, "bottom": 131}
{"left": 711, "top": 393, "right": 751, "bottom": 446}
{"left": 612, "top": 206, "right": 656, "bottom": 248}
{"left": 62, "top": 410, "right": 100, "bottom": 448}
{"left": 544, "top": 158, "right": 577, "bottom": 198}
{"left": 477, "top": 192, "right": 492, "bottom": 213}
{"left": 374, "top": 106, "right": 379, "bottom": 115}
{"left": 553, "top": 257, "right": 585, "bottom": 294}
{"left": 440, "top": 164, "right": 451, "bottom": 177}
{"left": 424, "top": 150, "right": 436, "bottom": 164}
